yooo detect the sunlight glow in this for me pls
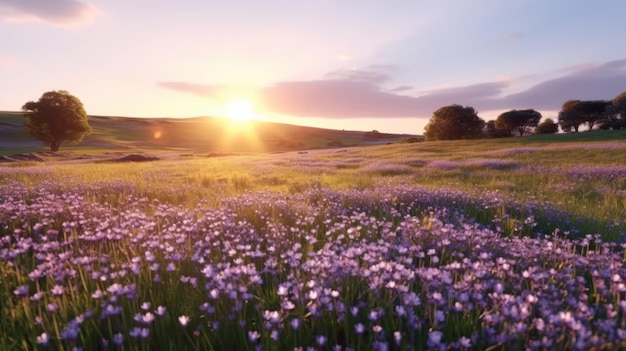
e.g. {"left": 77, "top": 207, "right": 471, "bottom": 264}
{"left": 225, "top": 98, "right": 257, "bottom": 122}
{"left": 210, "top": 97, "right": 266, "bottom": 152}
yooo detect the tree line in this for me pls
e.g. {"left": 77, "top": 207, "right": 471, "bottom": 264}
{"left": 424, "top": 91, "right": 626, "bottom": 141}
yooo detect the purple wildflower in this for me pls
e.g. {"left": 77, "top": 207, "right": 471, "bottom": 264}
{"left": 155, "top": 305, "right": 167, "bottom": 316}
{"left": 13, "top": 285, "right": 29, "bottom": 297}
{"left": 36, "top": 332, "right": 49, "bottom": 345}
{"left": 113, "top": 333, "right": 123, "bottom": 346}
{"left": 178, "top": 315, "right": 191, "bottom": 326}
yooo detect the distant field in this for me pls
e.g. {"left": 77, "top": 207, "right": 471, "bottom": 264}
{"left": 0, "top": 112, "right": 416, "bottom": 156}
{"left": 1, "top": 115, "right": 626, "bottom": 350}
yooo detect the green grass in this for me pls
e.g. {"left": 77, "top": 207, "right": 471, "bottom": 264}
{"left": 524, "top": 129, "right": 626, "bottom": 143}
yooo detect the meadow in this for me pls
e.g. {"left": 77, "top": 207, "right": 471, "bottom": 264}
{"left": 1, "top": 131, "right": 626, "bottom": 350}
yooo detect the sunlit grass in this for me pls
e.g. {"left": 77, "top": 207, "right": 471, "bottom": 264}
{"left": 2, "top": 138, "right": 625, "bottom": 229}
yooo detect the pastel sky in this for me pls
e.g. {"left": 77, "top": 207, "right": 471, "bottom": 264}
{"left": 2, "top": 0, "right": 626, "bottom": 134}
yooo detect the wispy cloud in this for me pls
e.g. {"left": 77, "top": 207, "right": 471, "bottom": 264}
{"left": 0, "top": 0, "right": 100, "bottom": 27}
{"left": 418, "top": 82, "right": 509, "bottom": 108}
{"left": 389, "top": 85, "right": 413, "bottom": 93}
{"left": 499, "top": 59, "right": 626, "bottom": 109}
{"left": 159, "top": 59, "right": 626, "bottom": 119}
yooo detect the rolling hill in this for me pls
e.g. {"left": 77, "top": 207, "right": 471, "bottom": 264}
{"left": 0, "top": 112, "right": 419, "bottom": 156}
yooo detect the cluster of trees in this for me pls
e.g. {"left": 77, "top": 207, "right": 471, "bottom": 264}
{"left": 424, "top": 91, "right": 626, "bottom": 141}
{"left": 558, "top": 93, "right": 626, "bottom": 132}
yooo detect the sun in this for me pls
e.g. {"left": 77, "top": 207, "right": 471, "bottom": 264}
{"left": 225, "top": 98, "right": 257, "bottom": 122}
{"left": 215, "top": 96, "right": 265, "bottom": 152}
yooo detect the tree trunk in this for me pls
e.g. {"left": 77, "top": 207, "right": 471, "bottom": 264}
{"left": 50, "top": 140, "right": 60, "bottom": 152}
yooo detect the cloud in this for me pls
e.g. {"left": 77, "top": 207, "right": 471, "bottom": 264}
{"left": 418, "top": 82, "right": 509, "bottom": 106}
{"left": 0, "top": 0, "right": 100, "bottom": 27}
{"left": 257, "top": 71, "right": 510, "bottom": 117}
{"left": 421, "top": 59, "right": 626, "bottom": 112}
{"left": 159, "top": 58, "right": 626, "bottom": 119}
{"left": 259, "top": 77, "right": 420, "bottom": 118}
{"left": 324, "top": 68, "right": 389, "bottom": 85}
{"left": 389, "top": 85, "right": 413, "bottom": 93}
{"left": 499, "top": 59, "right": 626, "bottom": 109}
{"left": 258, "top": 65, "right": 427, "bottom": 118}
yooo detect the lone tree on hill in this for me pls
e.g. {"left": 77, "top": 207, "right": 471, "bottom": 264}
{"left": 495, "top": 109, "right": 542, "bottom": 137}
{"left": 535, "top": 118, "right": 559, "bottom": 134}
{"left": 22, "top": 90, "right": 92, "bottom": 152}
{"left": 424, "top": 104, "right": 485, "bottom": 141}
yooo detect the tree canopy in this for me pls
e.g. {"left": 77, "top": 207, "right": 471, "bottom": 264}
{"left": 558, "top": 100, "right": 610, "bottom": 132}
{"left": 495, "top": 109, "right": 542, "bottom": 137}
{"left": 613, "top": 90, "right": 626, "bottom": 110}
{"left": 424, "top": 104, "right": 484, "bottom": 141}
{"left": 22, "top": 90, "right": 92, "bottom": 152}
{"left": 601, "top": 91, "right": 626, "bottom": 130}
{"left": 558, "top": 100, "right": 585, "bottom": 133}
{"left": 576, "top": 100, "right": 610, "bottom": 130}
{"left": 535, "top": 118, "right": 559, "bottom": 134}
{"left": 485, "top": 120, "right": 509, "bottom": 138}
{"left": 425, "top": 89, "right": 625, "bottom": 137}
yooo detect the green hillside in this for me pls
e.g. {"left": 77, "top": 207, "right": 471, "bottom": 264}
{"left": 0, "top": 112, "right": 418, "bottom": 155}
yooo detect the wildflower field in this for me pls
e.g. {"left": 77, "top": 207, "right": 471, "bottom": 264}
{"left": 1, "top": 135, "right": 626, "bottom": 350}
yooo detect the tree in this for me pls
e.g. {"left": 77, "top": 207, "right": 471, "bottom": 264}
{"left": 558, "top": 100, "right": 585, "bottom": 133}
{"left": 601, "top": 91, "right": 626, "bottom": 130}
{"left": 495, "top": 109, "right": 542, "bottom": 137}
{"left": 576, "top": 100, "right": 610, "bottom": 130}
{"left": 22, "top": 90, "right": 92, "bottom": 152}
{"left": 424, "top": 104, "right": 485, "bottom": 141}
{"left": 612, "top": 91, "right": 626, "bottom": 117}
{"left": 485, "top": 120, "right": 509, "bottom": 138}
{"left": 535, "top": 118, "right": 559, "bottom": 134}
{"left": 558, "top": 99, "right": 610, "bottom": 132}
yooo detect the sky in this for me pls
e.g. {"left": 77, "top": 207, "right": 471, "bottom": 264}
{"left": 2, "top": 0, "right": 626, "bottom": 134}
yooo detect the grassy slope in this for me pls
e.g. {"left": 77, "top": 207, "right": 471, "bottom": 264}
{"left": 0, "top": 112, "right": 416, "bottom": 155}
